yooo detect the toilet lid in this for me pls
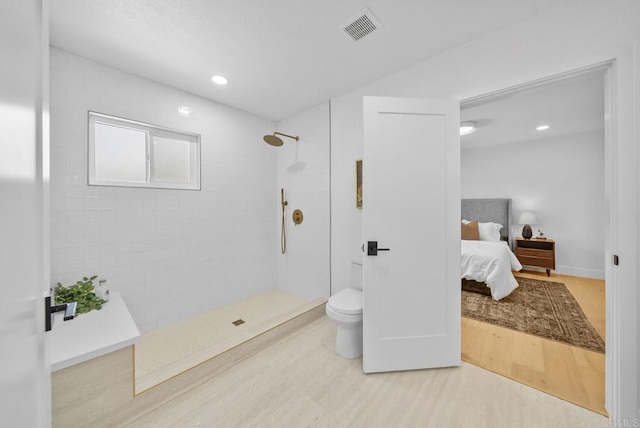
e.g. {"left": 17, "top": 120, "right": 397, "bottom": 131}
{"left": 328, "top": 288, "right": 362, "bottom": 315}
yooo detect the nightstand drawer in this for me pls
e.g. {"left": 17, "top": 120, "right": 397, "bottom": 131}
{"left": 517, "top": 255, "right": 555, "bottom": 269}
{"left": 516, "top": 248, "right": 553, "bottom": 259}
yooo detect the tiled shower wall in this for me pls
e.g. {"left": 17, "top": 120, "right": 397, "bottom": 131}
{"left": 276, "top": 103, "right": 331, "bottom": 300}
{"left": 49, "top": 48, "right": 277, "bottom": 332}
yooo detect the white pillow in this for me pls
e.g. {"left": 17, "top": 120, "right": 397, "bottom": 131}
{"left": 478, "top": 222, "right": 503, "bottom": 241}
{"left": 461, "top": 219, "right": 470, "bottom": 224}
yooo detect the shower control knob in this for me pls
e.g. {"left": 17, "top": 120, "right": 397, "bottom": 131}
{"left": 292, "top": 209, "right": 303, "bottom": 225}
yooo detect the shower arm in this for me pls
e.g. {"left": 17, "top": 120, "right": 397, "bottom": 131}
{"left": 274, "top": 132, "right": 300, "bottom": 141}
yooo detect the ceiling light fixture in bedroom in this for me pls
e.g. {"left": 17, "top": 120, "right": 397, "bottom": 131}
{"left": 211, "top": 75, "right": 229, "bottom": 85}
{"left": 460, "top": 121, "right": 477, "bottom": 136}
{"left": 536, "top": 124, "right": 550, "bottom": 131}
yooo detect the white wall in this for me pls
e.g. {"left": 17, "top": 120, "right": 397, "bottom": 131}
{"left": 328, "top": 98, "right": 363, "bottom": 295}
{"left": 329, "top": 0, "right": 639, "bottom": 420}
{"left": 50, "top": 48, "right": 278, "bottom": 333}
{"left": 462, "top": 131, "right": 605, "bottom": 278}
{"left": 276, "top": 102, "right": 331, "bottom": 300}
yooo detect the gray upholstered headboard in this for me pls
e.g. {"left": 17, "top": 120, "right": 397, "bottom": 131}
{"left": 461, "top": 199, "right": 512, "bottom": 246}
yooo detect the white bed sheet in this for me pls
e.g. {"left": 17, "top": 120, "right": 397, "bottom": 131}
{"left": 461, "top": 240, "right": 523, "bottom": 300}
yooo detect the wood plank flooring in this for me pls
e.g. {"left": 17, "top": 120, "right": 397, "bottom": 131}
{"left": 462, "top": 270, "right": 606, "bottom": 415}
{"left": 129, "top": 315, "right": 605, "bottom": 428}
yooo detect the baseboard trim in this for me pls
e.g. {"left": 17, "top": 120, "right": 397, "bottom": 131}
{"left": 523, "top": 265, "right": 605, "bottom": 280}
{"left": 556, "top": 265, "right": 605, "bottom": 279}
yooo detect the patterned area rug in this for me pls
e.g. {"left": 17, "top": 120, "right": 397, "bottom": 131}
{"left": 462, "top": 277, "right": 605, "bottom": 353}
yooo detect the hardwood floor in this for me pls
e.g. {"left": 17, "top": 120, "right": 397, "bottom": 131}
{"left": 130, "top": 315, "right": 605, "bottom": 428}
{"left": 462, "top": 270, "right": 606, "bottom": 415}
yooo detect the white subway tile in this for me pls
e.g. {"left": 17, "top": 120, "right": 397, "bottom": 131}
{"left": 49, "top": 48, "right": 279, "bottom": 332}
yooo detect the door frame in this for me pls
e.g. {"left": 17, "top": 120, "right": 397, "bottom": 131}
{"left": 460, "top": 58, "right": 636, "bottom": 420}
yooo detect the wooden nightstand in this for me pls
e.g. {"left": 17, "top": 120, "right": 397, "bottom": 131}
{"left": 515, "top": 237, "right": 556, "bottom": 276}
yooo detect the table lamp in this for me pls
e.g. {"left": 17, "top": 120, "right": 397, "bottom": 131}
{"left": 519, "top": 211, "right": 537, "bottom": 239}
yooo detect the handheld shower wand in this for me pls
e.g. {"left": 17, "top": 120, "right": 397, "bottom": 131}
{"left": 281, "top": 189, "right": 288, "bottom": 254}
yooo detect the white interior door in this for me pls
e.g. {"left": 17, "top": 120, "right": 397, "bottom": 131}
{"left": 362, "top": 96, "right": 460, "bottom": 373}
{"left": 0, "top": 1, "right": 51, "bottom": 426}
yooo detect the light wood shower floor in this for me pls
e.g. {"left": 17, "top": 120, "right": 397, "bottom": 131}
{"left": 135, "top": 289, "right": 312, "bottom": 393}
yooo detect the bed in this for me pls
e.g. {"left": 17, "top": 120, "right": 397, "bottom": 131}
{"left": 461, "top": 199, "right": 522, "bottom": 300}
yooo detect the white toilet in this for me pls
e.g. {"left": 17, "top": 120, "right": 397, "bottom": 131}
{"left": 326, "top": 287, "right": 363, "bottom": 359}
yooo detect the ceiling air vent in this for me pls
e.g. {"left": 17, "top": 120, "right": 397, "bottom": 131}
{"left": 340, "top": 8, "right": 381, "bottom": 42}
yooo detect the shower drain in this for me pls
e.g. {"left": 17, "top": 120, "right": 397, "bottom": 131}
{"left": 232, "top": 319, "right": 245, "bottom": 326}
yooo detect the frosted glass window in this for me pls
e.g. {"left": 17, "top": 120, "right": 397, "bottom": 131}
{"left": 153, "top": 137, "right": 191, "bottom": 182}
{"left": 88, "top": 112, "right": 200, "bottom": 190}
{"left": 94, "top": 123, "right": 147, "bottom": 183}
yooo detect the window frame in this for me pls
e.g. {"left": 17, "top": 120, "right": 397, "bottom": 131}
{"left": 88, "top": 111, "right": 201, "bottom": 190}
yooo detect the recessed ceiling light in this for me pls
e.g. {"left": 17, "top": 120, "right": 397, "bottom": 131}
{"left": 178, "top": 106, "right": 192, "bottom": 117}
{"left": 211, "top": 75, "right": 228, "bottom": 85}
{"left": 536, "top": 124, "right": 550, "bottom": 131}
{"left": 460, "top": 121, "right": 477, "bottom": 136}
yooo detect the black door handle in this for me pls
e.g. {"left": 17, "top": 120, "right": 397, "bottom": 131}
{"left": 45, "top": 295, "right": 77, "bottom": 332}
{"left": 367, "top": 241, "right": 391, "bottom": 256}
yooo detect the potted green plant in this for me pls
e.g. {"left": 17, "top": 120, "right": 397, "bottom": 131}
{"left": 54, "top": 275, "right": 106, "bottom": 315}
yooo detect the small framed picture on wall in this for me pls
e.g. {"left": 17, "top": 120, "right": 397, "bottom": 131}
{"left": 356, "top": 159, "right": 362, "bottom": 209}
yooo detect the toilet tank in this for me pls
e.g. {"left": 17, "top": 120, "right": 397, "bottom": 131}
{"left": 331, "top": 259, "right": 363, "bottom": 296}
{"left": 351, "top": 259, "right": 363, "bottom": 291}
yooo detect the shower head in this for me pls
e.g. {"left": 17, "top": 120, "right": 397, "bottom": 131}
{"left": 263, "top": 132, "right": 299, "bottom": 147}
{"left": 263, "top": 134, "right": 284, "bottom": 146}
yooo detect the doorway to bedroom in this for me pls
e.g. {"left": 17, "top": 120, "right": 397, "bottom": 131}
{"left": 459, "top": 66, "right": 607, "bottom": 415}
